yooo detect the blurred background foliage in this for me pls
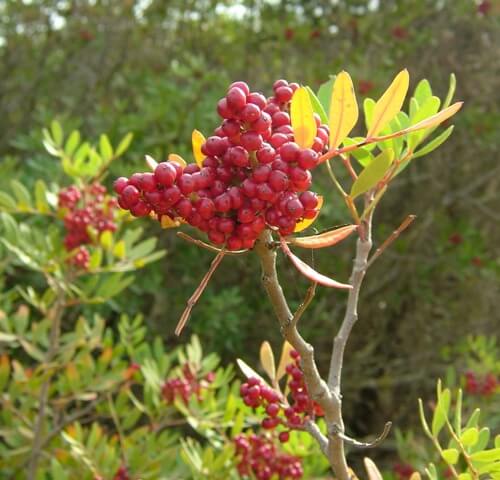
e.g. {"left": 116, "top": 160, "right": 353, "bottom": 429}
{"left": 0, "top": 0, "right": 499, "bottom": 475}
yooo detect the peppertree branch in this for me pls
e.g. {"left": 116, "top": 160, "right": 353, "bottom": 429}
{"left": 254, "top": 229, "right": 350, "bottom": 480}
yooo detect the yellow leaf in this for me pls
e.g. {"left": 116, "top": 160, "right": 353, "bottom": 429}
{"left": 291, "top": 87, "right": 317, "bottom": 148}
{"left": 329, "top": 71, "right": 359, "bottom": 149}
{"left": 112, "top": 240, "right": 126, "bottom": 259}
{"left": 409, "top": 474, "right": 422, "bottom": 480}
{"left": 99, "top": 230, "right": 113, "bottom": 249}
{"left": 294, "top": 196, "right": 323, "bottom": 233}
{"left": 168, "top": 153, "right": 187, "bottom": 167}
{"left": 161, "top": 215, "right": 182, "bottom": 229}
{"left": 367, "top": 69, "right": 409, "bottom": 138}
{"left": 276, "top": 341, "right": 294, "bottom": 381}
{"left": 259, "top": 341, "right": 276, "bottom": 384}
{"left": 192, "top": 129, "right": 206, "bottom": 167}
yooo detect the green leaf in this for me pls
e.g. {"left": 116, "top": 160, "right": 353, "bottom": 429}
{"left": 412, "top": 126, "right": 454, "bottom": 159}
{"left": 363, "top": 98, "right": 376, "bottom": 130}
{"left": 89, "top": 248, "right": 102, "bottom": 269}
{"left": 457, "top": 474, "right": 471, "bottom": 480}
{"left": 470, "top": 448, "right": 500, "bottom": 463}
{"left": 64, "top": 130, "right": 81, "bottom": 157}
{"left": 0, "top": 192, "right": 17, "bottom": 210}
{"left": 99, "top": 134, "right": 113, "bottom": 162}
{"left": 473, "top": 428, "right": 491, "bottom": 453}
{"left": 317, "top": 76, "right": 335, "bottom": 117}
{"left": 441, "top": 448, "right": 459, "bottom": 465}
{"left": 414, "top": 79, "right": 432, "bottom": 106}
{"left": 306, "top": 86, "right": 328, "bottom": 124}
{"left": 460, "top": 428, "right": 479, "bottom": 447}
{"left": 454, "top": 388, "right": 462, "bottom": 435}
{"left": 51, "top": 120, "right": 63, "bottom": 146}
{"left": 432, "top": 387, "right": 451, "bottom": 436}
{"left": 10, "top": 180, "right": 32, "bottom": 209}
{"left": 443, "top": 73, "right": 456, "bottom": 109}
{"left": 350, "top": 149, "right": 394, "bottom": 199}
{"left": 465, "top": 409, "right": 481, "bottom": 429}
{"left": 408, "top": 96, "right": 441, "bottom": 150}
{"left": 34, "top": 180, "right": 50, "bottom": 213}
{"left": 116, "top": 133, "right": 134, "bottom": 157}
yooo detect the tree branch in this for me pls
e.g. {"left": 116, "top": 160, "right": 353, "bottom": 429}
{"left": 27, "top": 282, "right": 66, "bottom": 479}
{"left": 254, "top": 230, "right": 350, "bottom": 480}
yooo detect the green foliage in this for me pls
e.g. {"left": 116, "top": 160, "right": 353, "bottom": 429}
{"left": 419, "top": 380, "right": 500, "bottom": 479}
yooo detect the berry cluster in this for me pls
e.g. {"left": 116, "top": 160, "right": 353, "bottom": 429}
{"left": 114, "top": 79, "right": 328, "bottom": 250}
{"left": 58, "top": 183, "right": 117, "bottom": 269}
{"left": 112, "top": 466, "right": 130, "bottom": 480}
{"left": 393, "top": 463, "right": 415, "bottom": 480}
{"left": 464, "top": 371, "right": 498, "bottom": 396}
{"left": 234, "top": 433, "right": 303, "bottom": 479}
{"left": 161, "top": 364, "right": 215, "bottom": 405}
{"left": 239, "top": 350, "right": 323, "bottom": 437}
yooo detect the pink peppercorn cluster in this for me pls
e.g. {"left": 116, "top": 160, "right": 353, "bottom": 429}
{"left": 234, "top": 432, "right": 303, "bottom": 479}
{"left": 393, "top": 463, "right": 415, "bottom": 480}
{"left": 464, "top": 371, "right": 498, "bottom": 396}
{"left": 112, "top": 466, "right": 130, "bottom": 480}
{"left": 161, "top": 363, "right": 215, "bottom": 405}
{"left": 114, "top": 79, "right": 328, "bottom": 250}
{"left": 239, "top": 350, "right": 323, "bottom": 439}
{"left": 58, "top": 183, "right": 117, "bottom": 269}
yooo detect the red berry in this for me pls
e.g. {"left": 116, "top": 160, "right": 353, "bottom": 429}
{"left": 280, "top": 142, "right": 300, "bottom": 163}
{"left": 268, "top": 170, "right": 289, "bottom": 192}
{"left": 256, "top": 145, "right": 276, "bottom": 164}
{"left": 229, "top": 81, "right": 250, "bottom": 96}
{"left": 297, "top": 149, "right": 319, "bottom": 169}
{"left": 198, "top": 198, "right": 215, "bottom": 219}
{"left": 214, "top": 193, "right": 232, "bottom": 212}
{"left": 272, "top": 112, "right": 291, "bottom": 128}
{"left": 122, "top": 185, "right": 140, "bottom": 206}
{"left": 113, "top": 177, "right": 128, "bottom": 194}
{"left": 154, "top": 162, "right": 177, "bottom": 187}
{"left": 178, "top": 174, "right": 196, "bottom": 195}
{"left": 247, "top": 92, "right": 267, "bottom": 109}
{"left": 278, "top": 432, "right": 290, "bottom": 443}
{"left": 299, "top": 191, "right": 318, "bottom": 210}
{"left": 241, "top": 103, "right": 261, "bottom": 123}
{"left": 275, "top": 86, "right": 294, "bottom": 103}
{"left": 240, "top": 132, "right": 263, "bottom": 151}
{"left": 226, "top": 87, "right": 247, "bottom": 111}
{"left": 229, "top": 146, "right": 250, "bottom": 167}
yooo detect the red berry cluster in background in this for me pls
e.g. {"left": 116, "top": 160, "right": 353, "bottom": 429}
{"left": 464, "top": 371, "right": 498, "bottom": 396}
{"left": 393, "top": 463, "right": 415, "bottom": 480}
{"left": 239, "top": 350, "right": 323, "bottom": 437}
{"left": 58, "top": 183, "right": 117, "bottom": 269}
{"left": 112, "top": 466, "right": 130, "bottom": 480}
{"left": 115, "top": 79, "right": 327, "bottom": 250}
{"left": 161, "top": 363, "right": 215, "bottom": 405}
{"left": 234, "top": 432, "right": 303, "bottom": 479}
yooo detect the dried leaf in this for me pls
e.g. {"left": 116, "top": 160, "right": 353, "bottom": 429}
{"left": 236, "top": 358, "right": 269, "bottom": 386}
{"left": 289, "top": 225, "right": 357, "bottom": 249}
{"left": 145, "top": 155, "right": 158, "bottom": 171}
{"left": 161, "top": 215, "right": 182, "bottom": 229}
{"left": 364, "top": 458, "right": 383, "bottom": 480}
{"left": 259, "top": 341, "right": 276, "bottom": 383}
{"left": 276, "top": 341, "right": 294, "bottom": 381}
{"left": 280, "top": 237, "right": 352, "bottom": 289}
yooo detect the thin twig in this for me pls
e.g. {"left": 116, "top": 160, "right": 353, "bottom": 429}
{"left": 290, "top": 284, "right": 316, "bottom": 329}
{"left": 367, "top": 215, "right": 416, "bottom": 268}
{"left": 176, "top": 231, "right": 247, "bottom": 255}
{"left": 175, "top": 250, "right": 225, "bottom": 335}
{"left": 27, "top": 282, "right": 65, "bottom": 479}
{"left": 331, "top": 421, "right": 392, "bottom": 449}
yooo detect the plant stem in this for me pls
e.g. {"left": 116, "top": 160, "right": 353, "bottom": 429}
{"left": 27, "top": 282, "right": 65, "bottom": 480}
{"left": 254, "top": 230, "right": 350, "bottom": 480}
{"left": 326, "top": 196, "right": 374, "bottom": 479}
